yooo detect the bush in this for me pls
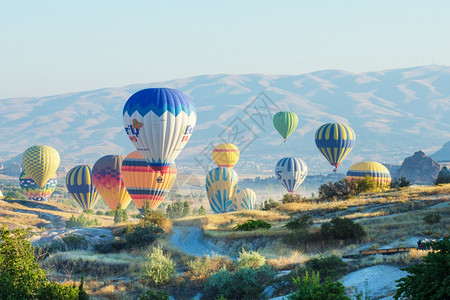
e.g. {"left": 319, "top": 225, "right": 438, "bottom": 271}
{"left": 235, "top": 219, "right": 271, "bottom": 231}
{"left": 423, "top": 213, "right": 441, "bottom": 224}
{"left": 0, "top": 225, "right": 87, "bottom": 299}
{"left": 187, "top": 255, "right": 232, "bottom": 282}
{"left": 95, "top": 211, "right": 104, "bottom": 215}
{"left": 238, "top": 249, "right": 266, "bottom": 269}
{"left": 139, "top": 210, "right": 172, "bottom": 232}
{"left": 105, "top": 210, "right": 116, "bottom": 216}
{"left": 114, "top": 203, "right": 128, "bottom": 224}
{"left": 391, "top": 176, "right": 411, "bottom": 188}
{"left": 305, "top": 255, "right": 347, "bottom": 281}
{"left": 261, "top": 198, "right": 280, "bottom": 210}
{"left": 62, "top": 234, "right": 90, "bottom": 251}
{"left": 166, "top": 201, "right": 191, "bottom": 219}
{"left": 320, "top": 217, "right": 366, "bottom": 241}
{"left": 83, "top": 209, "right": 94, "bottom": 214}
{"left": 140, "top": 246, "right": 176, "bottom": 285}
{"left": 435, "top": 167, "right": 450, "bottom": 185}
{"left": 203, "top": 266, "right": 276, "bottom": 300}
{"left": 395, "top": 236, "right": 450, "bottom": 300}
{"left": 138, "top": 289, "right": 170, "bottom": 300}
{"left": 65, "top": 214, "right": 101, "bottom": 228}
{"left": 281, "top": 193, "right": 304, "bottom": 204}
{"left": 288, "top": 271, "right": 349, "bottom": 300}
{"left": 284, "top": 215, "right": 314, "bottom": 230}
{"left": 318, "top": 180, "right": 353, "bottom": 200}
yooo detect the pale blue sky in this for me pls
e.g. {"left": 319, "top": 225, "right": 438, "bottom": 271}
{"left": 1, "top": 0, "right": 449, "bottom": 98}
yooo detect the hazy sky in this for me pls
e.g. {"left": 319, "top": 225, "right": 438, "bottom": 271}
{"left": 1, "top": 0, "right": 449, "bottom": 98}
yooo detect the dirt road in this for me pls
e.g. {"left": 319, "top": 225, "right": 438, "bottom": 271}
{"left": 170, "top": 226, "right": 224, "bottom": 257}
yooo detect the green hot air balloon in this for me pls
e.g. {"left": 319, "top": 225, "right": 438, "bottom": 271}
{"left": 273, "top": 112, "right": 298, "bottom": 142}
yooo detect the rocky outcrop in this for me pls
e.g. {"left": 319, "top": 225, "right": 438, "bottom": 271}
{"left": 396, "top": 151, "right": 440, "bottom": 184}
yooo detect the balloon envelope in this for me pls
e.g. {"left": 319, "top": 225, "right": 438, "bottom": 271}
{"left": 273, "top": 112, "right": 298, "bottom": 141}
{"left": 19, "top": 170, "right": 57, "bottom": 202}
{"left": 233, "top": 188, "right": 256, "bottom": 211}
{"left": 121, "top": 151, "right": 177, "bottom": 212}
{"left": 212, "top": 143, "right": 240, "bottom": 168}
{"left": 315, "top": 123, "right": 355, "bottom": 170}
{"left": 206, "top": 167, "right": 238, "bottom": 214}
{"left": 22, "top": 145, "right": 60, "bottom": 188}
{"left": 123, "top": 88, "right": 196, "bottom": 174}
{"left": 346, "top": 161, "right": 391, "bottom": 188}
{"left": 92, "top": 155, "right": 132, "bottom": 210}
{"left": 275, "top": 157, "right": 308, "bottom": 194}
{"left": 66, "top": 165, "right": 100, "bottom": 210}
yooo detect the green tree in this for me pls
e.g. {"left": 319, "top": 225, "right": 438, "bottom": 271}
{"left": 281, "top": 193, "right": 304, "bottom": 204}
{"left": 391, "top": 176, "right": 411, "bottom": 188}
{"left": 114, "top": 203, "right": 128, "bottom": 224}
{"left": 320, "top": 217, "right": 366, "bottom": 240}
{"left": 140, "top": 246, "right": 176, "bottom": 285}
{"left": 435, "top": 167, "right": 450, "bottom": 185}
{"left": 288, "top": 271, "right": 349, "bottom": 300}
{"left": 198, "top": 205, "right": 207, "bottom": 215}
{"left": 395, "top": 237, "right": 450, "bottom": 300}
{"left": 182, "top": 201, "right": 191, "bottom": 217}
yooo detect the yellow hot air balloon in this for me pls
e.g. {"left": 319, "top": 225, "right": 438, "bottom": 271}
{"left": 212, "top": 143, "right": 240, "bottom": 168}
{"left": 346, "top": 161, "right": 391, "bottom": 188}
{"left": 92, "top": 155, "right": 132, "bottom": 210}
{"left": 22, "top": 145, "right": 60, "bottom": 188}
{"left": 121, "top": 151, "right": 177, "bottom": 212}
{"left": 206, "top": 167, "right": 238, "bottom": 214}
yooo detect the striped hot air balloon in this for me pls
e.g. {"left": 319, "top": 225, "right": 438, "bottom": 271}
{"left": 19, "top": 170, "right": 57, "bottom": 202}
{"left": 206, "top": 167, "right": 238, "bottom": 214}
{"left": 273, "top": 111, "right": 298, "bottom": 142}
{"left": 233, "top": 188, "right": 256, "bottom": 211}
{"left": 22, "top": 145, "right": 60, "bottom": 188}
{"left": 212, "top": 143, "right": 240, "bottom": 168}
{"left": 92, "top": 155, "right": 132, "bottom": 210}
{"left": 66, "top": 165, "right": 100, "bottom": 210}
{"left": 346, "top": 161, "right": 391, "bottom": 188}
{"left": 275, "top": 157, "right": 308, "bottom": 194}
{"left": 121, "top": 151, "right": 177, "bottom": 212}
{"left": 123, "top": 88, "right": 196, "bottom": 180}
{"left": 315, "top": 123, "right": 355, "bottom": 171}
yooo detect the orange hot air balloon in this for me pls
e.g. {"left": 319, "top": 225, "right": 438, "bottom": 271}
{"left": 121, "top": 151, "right": 177, "bottom": 212}
{"left": 92, "top": 155, "right": 132, "bottom": 210}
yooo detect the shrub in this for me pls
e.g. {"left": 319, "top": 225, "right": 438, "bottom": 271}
{"left": 187, "top": 255, "right": 232, "bottom": 282}
{"left": 166, "top": 201, "right": 191, "bottom": 219}
{"left": 138, "top": 289, "right": 170, "bottom": 300}
{"left": 391, "top": 176, "right": 411, "bottom": 188}
{"left": 95, "top": 211, "right": 104, "bottom": 215}
{"left": 140, "top": 246, "right": 176, "bottom": 285}
{"left": 395, "top": 236, "right": 450, "bottom": 300}
{"left": 288, "top": 271, "right": 349, "bottom": 300}
{"left": 320, "top": 217, "right": 366, "bottom": 240}
{"left": 238, "top": 249, "right": 266, "bottom": 269}
{"left": 435, "top": 167, "right": 450, "bottom": 185}
{"left": 65, "top": 214, "right": 101, "bottom": 228}
{"left": 203, "top": 266, "right": 276, "bottom": 300}
{"left": 114, "top": 203, "right": 128, "bottom": 224}
{"left": 305, "top": 255, "right": 347, "bottom": 281}
{"left": 62, "top": 234, "right": 90, "bottom": 250}
{"left": 235, "top": 219, "right": 271, "bottom": 231}
{"left": 0, "top": 225, "right": 87, "bottom": 299}
{"left": 139, "top": 210, "right": 172, "bottom": 232}
{"left": 83, "top": 209, "right": 94, "bottom": 214}
{"left": 284, "top": 215, "right": 314, "bottom": 230}
{"left": 281, "top": 193, "right": 304, "bottom": 204}
{"left": 423, "top": 213, "right": 441, "bottom": 224}
{"left": 261, "top": 198, "right": 280, "bottom": 210}
{"left": 105, "top": 210, "right": 116, "bottom": 216}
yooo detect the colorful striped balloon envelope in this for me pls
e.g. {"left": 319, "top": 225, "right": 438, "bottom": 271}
{"left": 19, "top": 170, "right": 57, "bottom": 202}
{"left": 346, "top": 161, "right": 391, "bottom": 188}
{"left": 121, "top": 151, "right": 177, "bottom": 212}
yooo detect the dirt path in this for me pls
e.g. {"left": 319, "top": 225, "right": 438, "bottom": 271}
{"left": 170, "top": 226, "right": 224, "bottom": 257}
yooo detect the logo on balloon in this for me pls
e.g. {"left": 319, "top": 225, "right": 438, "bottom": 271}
{"left": 132, "top": 119, "right": 143, "bottom": 130}
{"left": 125, "top": 119, "right": 142, "bottom": 141}
{"left": 181, "top": 125, "right": 194, "bottom": 142}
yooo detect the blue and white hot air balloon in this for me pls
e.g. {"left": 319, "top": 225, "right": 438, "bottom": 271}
{"left": 206, "top": 167, "right": 238, "bottom": 214}
{"left": 275, "top": 157, "right": 308, "bottom": 194}
{"left": 123, "top": 88, "right": 197, "bottom": 178}
{"left": 233, "top": 188, "right": 256, "bottom": 211}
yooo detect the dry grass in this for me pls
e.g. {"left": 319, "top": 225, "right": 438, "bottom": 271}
{"left": 266, "top": 250, "right": 309, "bottom": 270}
{"left": 356, "top": 248, "right": 431, "bottom": 269}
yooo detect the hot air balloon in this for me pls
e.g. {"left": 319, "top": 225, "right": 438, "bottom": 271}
{"left": 92, "top": 155, "right": 132, "bottom": 210}
{"left": 206, "top": 167, "right": 238, "bottom": 214}
{"left": 66, "top": 165, "right": 101, "bottom": 210}
{"left": 22, "top": 145, "right": 60, "bottom": 187}
{"left": 19, "top": 170, "right": 57, "bottom": 202}
{"left": 346, "top": 161, "right": 391, "bottom": 188}
{"left": 212, "top": 143, "right": 240, "bottom": 168}
{"left": 275, "top": 157, "right": 308, "bottom": 194}
{"left": 233, "top": 188, "right": 256, "bottom": 211}
{"left": 123, "top": 88, "right": 196, "bottom": 181}
{"left": 315, "top": 123, "right": 355, "bottom": 171}
{"left": 0, "top": 190, "right": 4, "bottom": 200}
{"left": 273, "top": 112, "right": 298, "bottom": 142}
{"left": 121, "top": 151, "right": 177, "bottom": 212}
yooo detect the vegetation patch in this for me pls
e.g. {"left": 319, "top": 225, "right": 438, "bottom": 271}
{"left": 235, "top": 219, "right": 272, "bottom": 231}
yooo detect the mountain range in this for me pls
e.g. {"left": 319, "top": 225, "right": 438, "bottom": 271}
{"left": 0, "top": 65, "right": 449, "bottom": 176}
